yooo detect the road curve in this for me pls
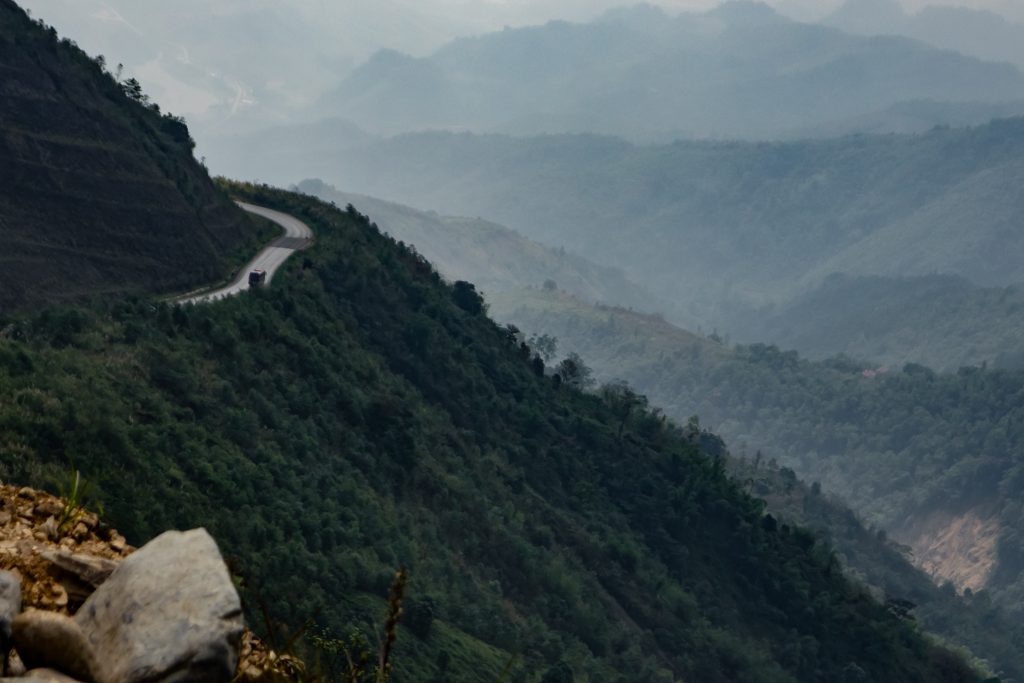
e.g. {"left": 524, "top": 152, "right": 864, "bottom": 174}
{"left": 177, "top": 201, "right": 313, "bottom": 305}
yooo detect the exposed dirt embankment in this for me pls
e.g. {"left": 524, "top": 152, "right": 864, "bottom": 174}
{"left": 0, "top": 2, "right": 253, "bottom": 311}
{"left": 897, "top": 507, "right": 1000, "bottom": 593}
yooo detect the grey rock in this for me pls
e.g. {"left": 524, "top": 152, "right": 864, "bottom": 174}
{"left": 40, "top": 551, "right": 119, "bottom": 588}
{"left": 10, "top": 610, "right": 97, "bottom": 682}
{"left": 76, "top": 528, "right": 243, "bottom": 683}
{"left": 33, "top": 500, "right": 63, "bottom": 519}
{"left": 0, "top": 570, "right": 20, "bottom": 666}
{"left": 39, "top": 517, "right": 58, "bottom": 542}
{"left": 24, "top": 669, "right": 89, "bottom": 683}
{"left": 7, "top": 652, "right": 26, "bottom": 676}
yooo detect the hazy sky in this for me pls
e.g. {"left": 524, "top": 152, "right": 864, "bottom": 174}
{"left": 24, "top": 0, "right": 1024, "bottom": 56}
{"left": 18, "top": 0, "right": 1024, "bottom": 128}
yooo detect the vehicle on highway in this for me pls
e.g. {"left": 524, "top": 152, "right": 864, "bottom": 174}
{"left": 248, "top": 269, "right": 267, "bottom": 288}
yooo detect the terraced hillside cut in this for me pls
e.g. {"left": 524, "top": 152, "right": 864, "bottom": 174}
{"left": 0, "top": 0, "right": 253, "bottom": 311}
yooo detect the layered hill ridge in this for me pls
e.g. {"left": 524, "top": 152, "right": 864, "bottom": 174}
{"left": 827, "top": 0, "right": 1024, "bottom": 70}
{"left": 316, "top": 1, "right": 1024, "bottom": 141}
{"left": 742, "top": 273, "right": 1024, "bottom": 371}
{"left": 317, "top": 118, "right": 1024, "bottom": 336}
{"left": 300, "top": 177, "right": 1024, "bottom": 371}
{"left": 302, "top": 169, "right": 1024, "bottom": 372}
{"left": 0, "top": 0, "right": 254, "bottom": 311}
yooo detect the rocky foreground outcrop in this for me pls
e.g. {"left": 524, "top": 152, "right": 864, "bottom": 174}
{"left": 0, "top": 483, "right": 298, "bottom": 683}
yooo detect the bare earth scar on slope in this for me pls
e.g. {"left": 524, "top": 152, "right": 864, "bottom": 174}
{"left": 898, "top": 508, "right": 1000, "bottom": 593}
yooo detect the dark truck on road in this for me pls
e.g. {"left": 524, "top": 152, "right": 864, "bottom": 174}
{"left": 248, "top": 269, "right": 267, "bottom": 288}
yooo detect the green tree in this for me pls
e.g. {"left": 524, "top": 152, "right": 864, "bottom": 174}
{"left": 540, "top": 662, "right": 574, "bottom": 683}
{"left": 528, "top": 334, "right": 559, "bottom": 363}
{"left": 452, "top": 281, "right": 485, "bottom": 315}
{"left": 555, "top": 353, "right": 594, "bottom": 390}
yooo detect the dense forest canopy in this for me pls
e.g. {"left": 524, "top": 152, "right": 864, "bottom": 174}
{"left": 497, "top": 288, "right": 1024, "bottom": 624}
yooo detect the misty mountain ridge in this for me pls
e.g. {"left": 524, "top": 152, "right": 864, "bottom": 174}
{"left": 294, "top": 177, "right": 1024, "bottom": 373}
{"left": 826, "top": 0, "right": 907, "bottom": 35}
{"left": 294, "top": 179, "right": 662, "bottom": 315}
{"left": 23, "top": 0, "right": 1024, "bottom": 142}
{"left": 827, "top": 0, "right": 1024, "bottom": 70}
{"left": 318, "top": 0, "right": 1024, "bottom": 141}
{"left": 787, "top": 98, "right": 1024, "bottom": 138}
{"left": 292, "top": 168, "right": 1024, "bottom": 375}
{"left": 745, "top": 273, "right": 1024, "bottom": 371}
{"left": 307, "top": 116, "right": 1024, "bottom": 343}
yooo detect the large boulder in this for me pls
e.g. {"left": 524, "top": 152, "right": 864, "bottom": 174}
{"left": 75, "top": 529, "right": 244, "bottom": 683}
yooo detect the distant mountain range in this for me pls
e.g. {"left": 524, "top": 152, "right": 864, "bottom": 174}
{"left": 827, "top": 0, "right": 1024, "bottom": 70}
{"left": 317, "top": 1, "right": 1024, "bottom": 141}
{"left": 22, "top": 0, "right": 1024, "bottom": 144}
{"left": 297, "top": 118, "right": 1024, "bottom": 340}
{"left": 743, "top": 274, "right": 1024, "bottom": 371}
{"left": 303, "top": 175, "right": 1024, "bottom": 373}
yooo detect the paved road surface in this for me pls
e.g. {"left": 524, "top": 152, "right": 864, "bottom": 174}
{"left": 177, "top": 202, "right": 313, "bottom": 305}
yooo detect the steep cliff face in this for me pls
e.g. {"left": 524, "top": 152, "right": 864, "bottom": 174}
{"left": 0, "top": 0, "right": 252, "bottom": 312}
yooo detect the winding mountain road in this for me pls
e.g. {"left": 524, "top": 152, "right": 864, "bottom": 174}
{"left": 177, "top": 201, "right": 313, "bottom": 305}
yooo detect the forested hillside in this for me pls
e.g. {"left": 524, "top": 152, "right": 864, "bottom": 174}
{"left": 317, "top": 1, "right": 1024, "bottom": 141}
{"left": 295, "top": 179, "right": 660, "bottom": 313}
{"left": 743, "top": 274, "right": 1024, "bottom": 371}
{"left": 496, "top": 288, "right": 1024, "bottom": 622}
{"left": 732, "top": 457, "right": 1024, "bottom": 682}
{"left": 0, "top": 184, "right": 984, "bottom": 683}
{"left": 322, "top": 118, "right": 1024, "bottom": 338}
{"left": 0, "top": 0, "right": 259, "bottom": 311}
